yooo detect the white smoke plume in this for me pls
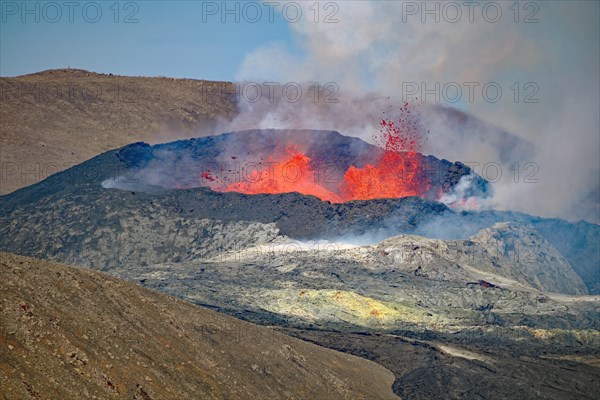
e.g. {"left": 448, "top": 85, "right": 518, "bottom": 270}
{"left": 439, "top": 172, "right": 483, "bottom": 211}
{"left": 214, "top": 1, "right": 599, "bottom": 224}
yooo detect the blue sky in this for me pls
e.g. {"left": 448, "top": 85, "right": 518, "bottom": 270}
{"left": 0, "top": 1, "right": 296, "bottom": 80}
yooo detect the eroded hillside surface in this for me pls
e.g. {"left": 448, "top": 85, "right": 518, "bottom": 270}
{"left": 0, "top": 69, "right": 236, "bottom": 195}
{"left": 0, "top": 252, "right": 398, "bottom": 400}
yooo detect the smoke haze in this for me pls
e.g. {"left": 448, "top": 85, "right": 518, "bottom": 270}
{"left": 215, "top": 1, "right": 599, "bottom": 224}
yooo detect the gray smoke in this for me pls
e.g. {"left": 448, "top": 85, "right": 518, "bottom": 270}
{"left": 219, "top": 1, "right": 599, "bottom": 224}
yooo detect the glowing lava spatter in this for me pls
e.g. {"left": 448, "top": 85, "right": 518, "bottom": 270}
{"left": 340, "top": 103, "right": 429, "bottom": 200}
{"left": 201, "top": 103, "right": 429, "bottom": 202}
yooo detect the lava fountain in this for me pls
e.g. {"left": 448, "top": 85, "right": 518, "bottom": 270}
{"left": 202, "top": 103, "right": 431, "bottom": 202}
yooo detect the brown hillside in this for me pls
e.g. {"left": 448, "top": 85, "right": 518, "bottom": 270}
{"left": 0, "top": 69, "right": 236, "bottom": 195}
{"left": 0, "top": 252, "right": 398, "bottom": 400}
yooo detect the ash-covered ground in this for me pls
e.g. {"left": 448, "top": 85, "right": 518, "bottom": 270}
{"left": 1, "top": 130, "right": 599, "bottom": 399}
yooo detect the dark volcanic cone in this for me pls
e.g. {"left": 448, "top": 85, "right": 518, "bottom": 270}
{"left": 0, "top": 130, "right": 597, "bottom": 294}
{"left": 108, "top": 129, "right": 489, "bottom": 202}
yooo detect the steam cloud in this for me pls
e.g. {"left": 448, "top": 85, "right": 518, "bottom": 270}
{"left": 213, "top": 1, "right": 599, "bottom": 224}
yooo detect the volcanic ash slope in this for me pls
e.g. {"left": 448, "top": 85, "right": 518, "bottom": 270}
{"left": 0, "top": 252, "right": 399, "bottom": 400}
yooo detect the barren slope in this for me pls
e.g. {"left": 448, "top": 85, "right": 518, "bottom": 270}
{"left": 0, "top": 69, "right": 236, "bottom": 195}
{"left": 0, "top": 252, "right": 398, "bottom": 400}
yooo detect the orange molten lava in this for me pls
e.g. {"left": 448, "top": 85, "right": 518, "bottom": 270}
{"left": 202, "top": 104, "right": 429, "bottom": 202}
{"left": 340, "top": 115, "right": 428, "bottom": 200}
{"left": 224, "top": 145, "right": 343, "bottom": 202}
